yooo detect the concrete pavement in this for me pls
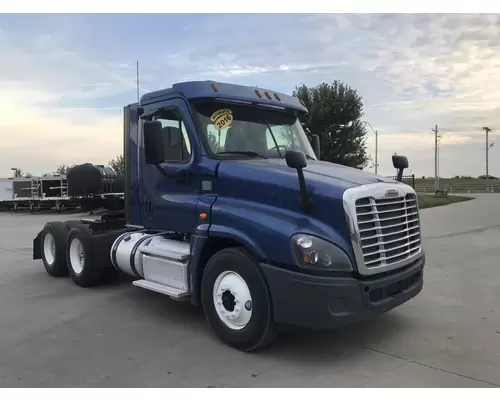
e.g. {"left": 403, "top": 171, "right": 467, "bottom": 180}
{"left": 0, "top": 196, "right": 499, "bottom": 387}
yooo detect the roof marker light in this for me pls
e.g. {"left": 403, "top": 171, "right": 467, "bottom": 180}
{"left": 255, "top": 89, "right": 262, "bottom": 98}
{"left": 274, "top": 93, "right": 281, "bottom": 101}
{"left": 299, "top": 99, "right": 306, "bottom": 106}
{"left": 265, "top": 91, "right": 272, "bottom": 100}
{"left": 211, "top": 83, "right": 218, "bottom": 92}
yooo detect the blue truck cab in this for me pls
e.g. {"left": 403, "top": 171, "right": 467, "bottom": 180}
{"left": 33, "top": 80, "right": 424, "bottom": 351}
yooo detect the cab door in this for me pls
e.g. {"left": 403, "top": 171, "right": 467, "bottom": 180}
{"left": 139, "top": 98, "right": 201, "bottom": 233}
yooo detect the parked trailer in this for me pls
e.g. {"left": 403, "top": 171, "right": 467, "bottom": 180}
{"left": 0, "top": 178, "right": 14, "bottom": 209}
{"left": 1, "top": 167, "right": 125, "bottom": 214}
{"left": 33, "top": 80, "right": 425, "bottom": 351}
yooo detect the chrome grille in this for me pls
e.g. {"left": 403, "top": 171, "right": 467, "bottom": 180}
{"left": 355, "top": 193, "right": 421, "bottom": 269}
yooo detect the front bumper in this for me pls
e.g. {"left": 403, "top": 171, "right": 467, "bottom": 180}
{"left": 260, "top": 254, "right": 424, "bottom": 330}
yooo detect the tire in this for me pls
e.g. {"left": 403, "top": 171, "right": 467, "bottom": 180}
{"left": 201, "top": 247, "right": 277, "bottom": 352}
{"left": 40, "top": 221, "right": 70, "bottom": 277}
{"left": 65, "top": 225, "right": 104, "bottom": 287}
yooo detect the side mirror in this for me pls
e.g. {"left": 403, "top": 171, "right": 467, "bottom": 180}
{"left": 286, "top": 150, "right": 307, "bottom": 170}
{"left": 392, "top": 155, "right": 409, "bottom": 170}
{"left": 144, "top": 121, "right": 166, "bottom": 165}
{"left": 310, "top": 134, "right": 320, "bottom": 159}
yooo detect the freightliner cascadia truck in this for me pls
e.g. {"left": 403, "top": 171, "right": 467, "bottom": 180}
{"left": 33, "top": 81, "right": 425, "bottom": 351}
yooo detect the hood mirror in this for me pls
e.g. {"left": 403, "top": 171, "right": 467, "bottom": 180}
{"left": 286, "top": 150, "right": 313, "bottom": 211}
{"left": 286, "top": 150, "right": 307, "bottom": 169}
{"left": 392, "top": 155, "right": 409, "bottom": 182}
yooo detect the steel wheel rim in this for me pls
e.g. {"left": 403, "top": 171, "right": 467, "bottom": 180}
{"left": 43, "top": 233, "right": 56, "bottom": 265}
{"left": 69, "top": 238, "right": 85, "bottom": 275}
{"left": 213, "top": 270, "right": 253, "bottom": 330}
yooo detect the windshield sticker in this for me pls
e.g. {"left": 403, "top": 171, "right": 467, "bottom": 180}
{"left": 211, "top": 109, "right": 233, "bottom": 131}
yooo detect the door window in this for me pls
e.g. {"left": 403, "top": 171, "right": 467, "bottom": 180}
{"left": 153, "top": 109, "right": 192, "bottom": 163}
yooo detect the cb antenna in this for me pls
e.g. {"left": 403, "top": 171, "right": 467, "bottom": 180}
{"left": 136, "top": 61, "right": 140, "bottom": 104}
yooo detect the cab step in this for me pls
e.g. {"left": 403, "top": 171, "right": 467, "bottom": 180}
{"left": 132, "top": 279, "right": 189, "bottom": 300}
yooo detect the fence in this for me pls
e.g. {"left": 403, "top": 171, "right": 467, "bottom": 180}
{"left": 415, "top": 180, "right": 500, "bottom": 194}
{"left": 386, "top": 174, "right": 415, "bottom": 188}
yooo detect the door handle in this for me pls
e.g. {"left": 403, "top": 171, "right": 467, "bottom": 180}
{"left": 174, "top": 169, "right": 189, "bottom": 184}
{"left": 144, "top": 196, "right": 152, "bottom": 213}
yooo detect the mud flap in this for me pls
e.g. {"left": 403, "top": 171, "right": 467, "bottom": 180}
{"left": 33, "top": 231, "right": 42, "bottom": 260}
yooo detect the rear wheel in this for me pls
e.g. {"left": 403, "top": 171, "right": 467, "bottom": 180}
{"left": 40, "top": 222, "right": 69, "bottom": 277}
{"left": 64, "top": 220, "right": 83, "bottom": 230}
{"left": 66, "top": 225, "right": 104, "bottom": 287}
{"left": 201, "top": 247, "right": 277, "bottom": 352}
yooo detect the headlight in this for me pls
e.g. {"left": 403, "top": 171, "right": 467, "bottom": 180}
{"left": 291, "top": 234, "right": 353, "bottom": 272}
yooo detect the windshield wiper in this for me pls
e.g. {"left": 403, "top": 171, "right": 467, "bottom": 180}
{"left": 305, "top": 154, "right": 315, "bottom": 160}
{"left": 264, "top": 120, "right": 284, "bottom": 159}
{"left": 216, "top": 151, "right": 268, "bottom": 159}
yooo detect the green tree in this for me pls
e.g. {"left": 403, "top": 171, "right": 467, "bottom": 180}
{"left": 24, "top": 172, "right": 33, "bottom": 178}
{"left": 56, "top": 164, "right": 70, "bottom": 175}
{"left": 12, "top": 168, "right": 23, "bottom": 178}
{"left": 293, "top": 81, "right": 369, "bottom": 169}
{"left": 109, "top": 155, "right": 125, "bottom": 175}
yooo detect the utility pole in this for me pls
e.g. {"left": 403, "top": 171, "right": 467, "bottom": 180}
{"left": 437, "top": 134, "right": 442, "bottom": 185}
{"left": 433, "top": 125, "right": 439, "bottom": 191}
{"left": 482, "top": 127, "right": 492, "bottom": 177}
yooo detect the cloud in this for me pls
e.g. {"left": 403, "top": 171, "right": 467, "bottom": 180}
{"left": 1, "top": 14, "right": 500, "bottom": 178}
{"left": 0, "top": 87, "right": 122, "bottom": 176}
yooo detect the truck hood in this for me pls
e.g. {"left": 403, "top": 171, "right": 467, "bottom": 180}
{"left": 213, "top": 158, "right": 403, "bottom": 259}
{"left": 218, "top": 158, "right": 396, "bottom": 195}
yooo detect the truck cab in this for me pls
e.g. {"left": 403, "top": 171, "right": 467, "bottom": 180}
{"left": 34, "top": 80, "right": 424, "bottom": 352}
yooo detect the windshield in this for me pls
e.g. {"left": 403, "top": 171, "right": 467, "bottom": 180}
{"left": 191, "top": 101, "right": 317, "bottom": 160}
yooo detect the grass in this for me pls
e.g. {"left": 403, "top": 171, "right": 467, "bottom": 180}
{"left": 417, "top": 194, "right": 475, "bottom": 209}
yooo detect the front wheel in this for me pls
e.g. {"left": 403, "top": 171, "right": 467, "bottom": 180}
{"left": 201, "top": 247, "right": 277, "bottom": 352}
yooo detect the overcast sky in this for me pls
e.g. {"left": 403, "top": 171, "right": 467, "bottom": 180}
{"left": 1, "top": 13, "right": 499, "bottom": 178}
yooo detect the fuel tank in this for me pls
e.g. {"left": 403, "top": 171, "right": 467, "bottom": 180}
{"left": 67, "top": 163, "right": 123, "bottom": 196}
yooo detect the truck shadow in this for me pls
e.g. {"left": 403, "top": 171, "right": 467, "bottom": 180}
{"left": 113, "top": 278, "right": 412, "bottom": 363}
{"left": 262, "top": 312, "right": 410, "bottom": 362}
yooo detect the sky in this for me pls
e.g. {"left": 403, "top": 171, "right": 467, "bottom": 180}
{"left": 1, "top": 13, "right": 500, "bottom": 178}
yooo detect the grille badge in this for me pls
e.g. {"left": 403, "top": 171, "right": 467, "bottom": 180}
{"left": 384, "top": 188, "right": 399, "bottom": 197}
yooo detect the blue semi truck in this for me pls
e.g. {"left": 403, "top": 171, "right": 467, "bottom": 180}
{"left": 33, "top": 81, "right": 425, "bottom": 351}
